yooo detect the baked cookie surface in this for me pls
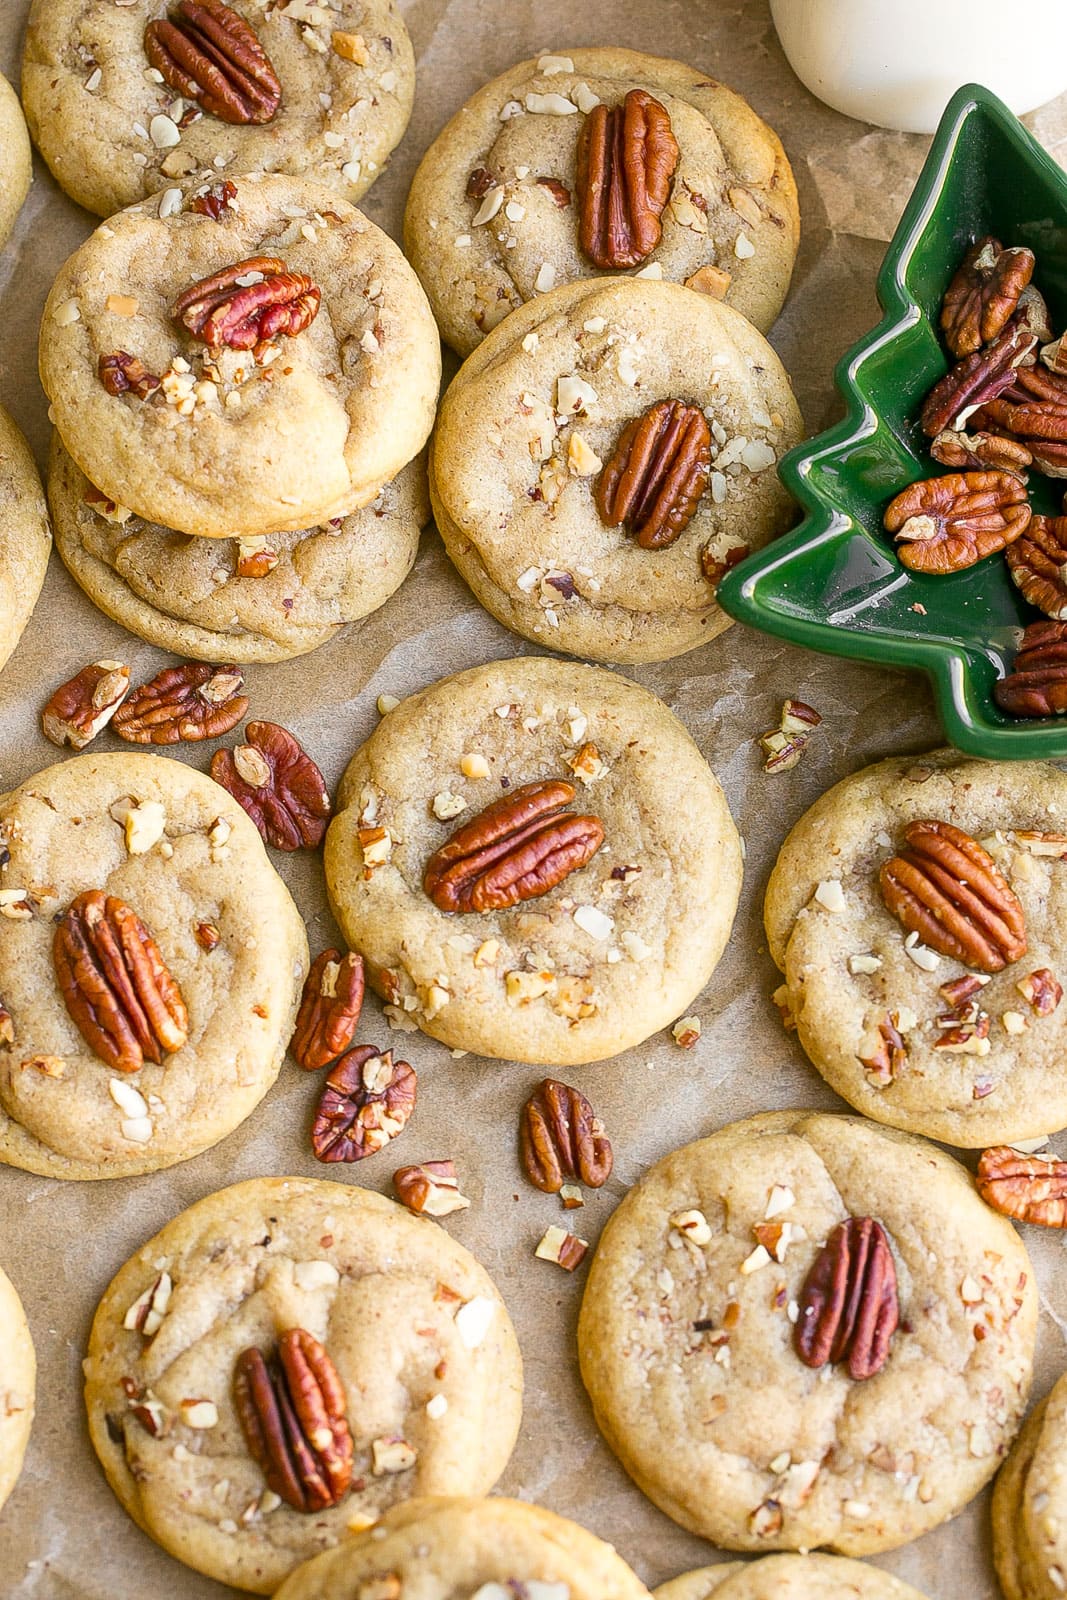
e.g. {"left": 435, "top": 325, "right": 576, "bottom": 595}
{"left": 0, "top": 1263, "right": 34, "bottom": 1515}
{"left": 85, "top": 1178, "right": 524, "bottom": 1593}
{"left": 0, "top": 69, "right": 31, "bottom": 249}
{"left": 39, "top": 173, "right": 440, "bottom": 539}
{"left": 275, "top": 1495, "right": 652, "bottom": 1599}
{"left": 405, "top": 47, "right": 799, "bottom": 357}
{"left": 22, "top": 0, "right": 413, "bottom": 218}
{"left": 324, "top": 655, "right": 742, "bottom": 1064}
{"left": 655, "top": 1556, "right": 931, "bottom": 1600}
{"left": 430, "top": 278, "right": 802, "bottom": 663}
{"left": 0, "top": 405, "right": 51, "bottom": 678}
{"left": 0, "top": 752, "right": 307, "bottom": 1179}
{"left": 49, "top": 436, "right": 428, "bottom": 663}
{"left": 578, "top": 1110, "right": 1037, "bottom": 1554}
{"left": 993, "top": 1374, "right": 1067, "bottom": 1600}
{"left": 765, "top": 750, "right": 1067, "bottom": 1147}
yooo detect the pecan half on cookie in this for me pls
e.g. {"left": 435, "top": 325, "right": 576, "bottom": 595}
{"left": 879, "top": 820, "right": 1027, "bottom": 974}
{"left": 173, "top": 256, "right": 320, "bottom": 350}
{"left": 576, "top": 88, "right": 679, "bottom": 269}
{"left": 234, "top": 1329, "right": 353, "bottom": 1512}
{"left": 883, "top": 470, "right": 1031, "bottom": 574}
{"left": 211, "top": 722, "right": 331, "bottom": 850}
{"left": 144, "top": 0, "right": 281, "bottom": 126}
{"left": 939, "top": 236, "right": 1036, "bottom": 358}
{"left": 794, "top": 1216, "right": 899, "bottom": 1380}
{"left": 596, "top": 399, "right": 711, "bottom": 548}
{"left": 112, "top": 663, "right": 248, "bottom": 745}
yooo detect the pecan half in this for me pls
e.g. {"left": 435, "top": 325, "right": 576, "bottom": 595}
{"left": 976, "top": 1147, "right": 1067, "bottom": 1227}
{"left": 920, "top": 322, "right": 1037, "bottom": 438}
{"left": 112, "top": 663, "right": 247, "bottom": 745}
{"left": 794, "top": 1217, "right": 899, "bottom": 1380}
{"left": 311, "top": 1046, "right": 416, "bottom": 1162}
{"left": 576, "top": 88, "right": 679, "bottom": 269}
{"left": 144, "top": 0, "right": 281, "bottom": 126}
{"left": 996, "top": 620, "right": 1067, "bottom": 716}
{"left": 53, "top": 891, "right": 189, "bottom": 1074}
{"left": 423, "top": 780, "right": 604, "bottom": 913}
{"left": 211, "top": 722, "right": 331, "bottom": 851}
{"left": 393, "top": 1159, "right": 471, "bottom": 1217}
{"left": 883, "top": 470, "right": 1031, "bottom": 574}
{"left": 41, "top": 661, "right": 130, "bottom": 749}
{"left": 1005, "top": 515, "right": 1067, "bottom": 621}
{"left": 595, "top": 399, "right": 711, "bottom": 549}
{"left": 879, "top": 820, "right": 1027, "bottom": 974}
{"left": 982, "top": 361, "right": 1067, "bottom": 449}
{"left": 99, "top": 352, "right": 160, "bottom": 399}
{"left": 929, "top": 428, "right": 1032, "bottom": 475}
{"left": 520, "top": 1078, "right": 613, "bottom": 1193}
{"left": 234, "top": 1329, "right": 353, "bottom": 1512}
{"left": 940, "top": 237, "right": 1036, "bottom": 358}
{"left": 290, "top": 949, "right": 365, "bottom": 1071}
{"left": 173, "top": 257, "right": 320, "bottom": 350}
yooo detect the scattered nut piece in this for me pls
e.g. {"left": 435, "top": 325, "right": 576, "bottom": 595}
{"left": 670, "top": 1208, "right": 712, "bottom": 1246}
{"left": 393, "top": 1160, "right": 471, "bottom": 1217}
{"left": 672, "top": 1015, "right": 701, "bottom": 1048}
{"left": 534, "top": 1224, "right": 589, "bottom": 1271}
{"left": 41, "top": 662, "right": 130, "bottom": 749}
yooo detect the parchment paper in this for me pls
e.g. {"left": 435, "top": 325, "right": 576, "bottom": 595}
{"left": 3, "top": 4, "right": 1067, "bottom": 1596}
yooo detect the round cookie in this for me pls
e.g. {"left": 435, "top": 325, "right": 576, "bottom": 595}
{"left": 578, "top": 1110, "right": 1037, "bottom": 1554}
{"left": 0, "top": 751, "right": 308, "bottom": 1179}
{"left": 324, "top": 655, "right": 742, "bottom": 1064}
{"left": 0, "top": 406, "right": 51, "bottom": 678}
{"left": 429, "top": 277, "right": 802, "bottom": 663}
{"left": 765, "top": 750, "right": 1067, "bottom": 1148}
{"left": 84, "top": 1178, "right": 524, "bottom": 1593}
{"left": 39, "top": 173, "right": 441, "bottom": 539}
{"left": 21, "top": 0, "right": 413, "bottom": 219}
{"left": 655, "top": 1557, "right": 932, "bottom": 1600}
{"left": 275, "top": 1495, "right": 652, "bottom": 1600}
{"left": 49, "top": 436, "right": 428, "bottom": 663}
{"left": 404, "top": 48, "right": 799, "bottom": 357}
{"left": 0, "top": 70, "right": 31, "bottom": 250}
{"left": 993, "top": 1373, "right": 1067, "bottom": 1600}
{"left": 0, "top": 1263, "right": 34, "bottom": 1515}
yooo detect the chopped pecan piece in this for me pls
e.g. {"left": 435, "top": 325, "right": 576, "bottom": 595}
{"left": 596, "top": 399, "right": 711, "bottom": 548}
{"left": 794, "top": 1216, "right": 899, "bottom": 1380}
{"left": 173, "top": 256, "right": 320, "bottom": 350}
{"left": 424, "top": 780, "right": 603, "bottom": 913}
{"left": 311, "top": 1046, "right": 416, "bottom": 1162}
{"left": 929, "top": 428, "right": 1032, "bottom": 475}
{"left": 41, "top": 661, "right": 130, "bottom": 749}
{"left": 858, "top": 1013, "right": 908, "bottom": 1085}
{"left": 144, "top": 0, "right": 281, "bottom": 125}
{"left": 234, "top": 1329, "right": 353, "bottom": 1512}
{"left": 112, "top": 663, "right": 247, "bottom": 745}
{"left": 211, "top": 721, "right": 331, "bottom": 850}
{"left": 393, "top": 1159, "right": 471, "bottom": 1217}
{"left": 879, "top": 820, "right": 1027, "bottom": 974}
{"left": 920, "top": 321, "right": 1037, "bottom": 437}
{"left": 1005, "top": 516, "right": 1067, "bottom": 623}
{"left": 520, "top": 1078, "right": 613, "bottom": 1192}
{"left": 1016, "top": 967, "right": 1063, "bottom": 1016}
{"left": 977, "top": 1147, "right": 1067, "bottom": 1227}
{"left": 53, "top": 891, "right": 189, "bottom": 1073}
{"left": 537, "top": 176, "right": 571, "bottom": 208}
{"left": 466, "top": 166, "right": 496, "bottom": 200}
{"left": 940, "top": 237, "right": 1036, "bottom": 358}
{"left": 576, "top": 88, "right": 679, "bottom": 269}
{"left": 290, "top": 949, "right": 365, "bottom": 1071}
{"left": 188, "top": 178, "right": 238, "bottom": 218}
{"left": 99, "top": 352, "right": 160, "bottom": 399}
{"left": 883, "top": 470, "right": 1030, "bottom": 574}
{"left": 996, "top": 620, "right": 1067, "bottom": 716}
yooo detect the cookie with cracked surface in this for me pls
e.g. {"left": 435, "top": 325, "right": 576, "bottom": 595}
{"left": 0, "top": 751, "right": 308, "bottom": 1179}
{"left": 0, "top": 406, "right": 51, "bottom": 679}
{"left": 404, "top": 47, "right": 799, "bottom": 358}
{"left": 85, "top": 1178, "right": 523, "bottom": 1593}
{"left": 655, "top": 1556, "right": 933, "bottom": 1600}
{"left": 21, "top": 0, "right": 413, "bottom": 219}
{"left": 429, "top": 277, "right": 802, "bottom": 663}
{"left": 324, "top": 655, "right": 742, "bottom": 1064}
{"left": 48, "top": 436, "right": 428, "bottom": 663}
{"left": 0, "top": 70, "right": 31, "bottom": 249}
{"left": 993, "top": 1373, "right": 1067, "bottom": 1600}
{"left": 39, "top": 172, "right": 440, "bottom": 539}
{"left": 578, "top": 1110, "right": 1036, "bottom": 1554}
{"left": 0, "top": 1263, "right": 34, "bottom": 1515}
{"left": 765, "top": 749, "right": 1067, "bottom": 1147}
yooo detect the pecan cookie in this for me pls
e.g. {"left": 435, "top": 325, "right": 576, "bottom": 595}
{"left": 21, "top": 0, "right": 413, "bottom": 219}
{"left": 324, "top": 656, "right": 742, "bottom": 1064}
{"left": 0, "top": 1262, "right": 34, "bottom": 1516}
{"left": 39, "top": 173, "right": 440, "bottom": 538}
{"left": 48, "top": 437, "right": 428, "bottom": 663}
{"left": 404, "top": 47, "right": 799, "bottom": 357}
{"left": 765, "top": 750, "right": 1067, "bottom": 1147}
{"left": 579, "top": 1110, "right": 1037, "bottom": 1554}
{"left": 84, "top": 1178, "right": 523, "bottom": 1592}
{"left": 655, "top": 1556, "right": 932, "bottom": 1600}
{"left": 993, "top": 1371, "right": 1067, "bottom": 1600}
{"left": 0, "top": 405, "right": 51, "bottom": 678}
{"left": 0, "top": 69, "right": 31, "bottom": 249}
{"left": 0, "top": 751, "right": 307, "bottom": 1178}
{"left": 429, "top": 277, "right": 802, "bottom": 662}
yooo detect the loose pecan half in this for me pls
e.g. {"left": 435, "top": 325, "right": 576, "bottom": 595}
{"left": 883, "top": 470, "right": 1031, "bottom": 574}
{"left": 520, "top": 1078, "right": 613, "bottom": 1193}
{"left": 929, "top": 428, "right": 1032, "bottom": 476}
{"left": 234, "top": 1329, "right": 353, "bottom": 1512}
{"left": 99, "top": 352, "right": 160, "bottom": 399}
{"left": 211, "top": 722, "right": 331, "bottom": 851}
{"left": 394, "top": 1159, "right": 471, "bottom": 1217}
{"left": 879, "top": 820, "right": 1027, "bottom": 974}
{"left": 576, "top": 88, "right": 679, "bottom": 269}
{"left": 144, "top": 0, "right": 281, "bottom": 126}
{"left": 1005, "top": 515, "right": 1067, "bottom": 622}
{"left": 41, "top": 661, "right": 130, "bottom": 749}
{"left": 112, "top": 663, "right": 247, "bottom": 745}
{"left": 595, "top": 399, "right": 712, "bottom": 548}
{"left": 794, "top": 1216, "right": 899, "bottom": 1380}
{"left": 53, "top": 891, "right": 189, "bottom": 1074}
{"left": 977, "top": 1147, "right": 1067, "bottom": 1227}
{"left": 173, "top": 257, "right": 320, "bottom": 350}
{"left": 920, "top": 322, "right": 1037, "bottom": 438}
{"left": 940, "top": 237, "right": 1036, "bottom": 358}
{"left": 996, "top": 620, "right": 1067, "bottom": 716}
{"left": 290, "top": 949, "right": 365, "bottom": 1071}
{"left": 423, "top": 780, "right": 604, "bottom": 913}
{"left": 311, "top": 1046, "right": 416, "bottom": 1162}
